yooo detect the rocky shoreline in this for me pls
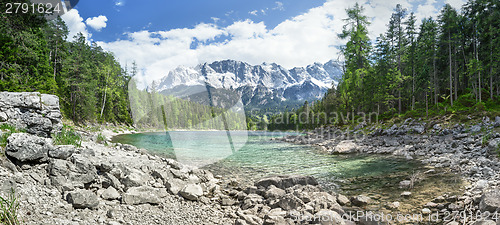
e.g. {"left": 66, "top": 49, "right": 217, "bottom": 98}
{"left": 278, "top": 117, "right": 500, "bottom": 224}
{"left": 1, "top": 92, "right": 500, "bottom": 225}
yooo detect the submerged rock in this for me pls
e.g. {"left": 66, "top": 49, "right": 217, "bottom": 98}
{"left": 255, "top": 175, "right": 318, "bottom": 189}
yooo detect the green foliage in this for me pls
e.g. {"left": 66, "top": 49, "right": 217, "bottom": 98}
{"left": 1, "top": 1, "right": 133, "bottom": 125}
{"left": 0, "top": 124, "right": 24, "bottom": 148}
{"left": 53, "top": 125, "right": 81, "bottom": 147}
{"left": 96, "top": 133, "right": 106, "bottom": 144}
{"left": 481, "top": 133, "right": 491, "bottom": 147}
{"left": 0, "top": 188, "right": 20, "bottom": 225}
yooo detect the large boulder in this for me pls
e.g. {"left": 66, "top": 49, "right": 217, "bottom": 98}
{"left": 179, "top": 184, "right": 203, "bottom": 201}
{"left": 121, "top": 168, "right": 150, "bottom": 189}
{"left": 122, "top": 186, "right": 166, "bottom": 205}
{"left": 66, "top": 189, "right": 100, "bottom": 209}
{"left": 314, "top": 209, "right": 345, "bottom": 225}
{"left": 255, "top": 175, "right": 318, "bottom": 189}
{"left": 48, "top": 145, "right": 75, "bottom": 160}
{"left": 488, "top": 138, "right": 500, "bottom": 154}
{"left": 351, "top": 195, "right": 371, "bottom": 207}
{"left": 47, "top": 157, "right": 98, "bottom": 192}
{"left": 5, "top": 133, "right": 52, "bottom": 163}
{"left": 0, "top": 92, "right": 62, "bottom": 137}
{"left": 479, "top": 189, "right": 500, "bottom": 213}
{"left": 332, "top": 140, "right": 359, "bottom": 154}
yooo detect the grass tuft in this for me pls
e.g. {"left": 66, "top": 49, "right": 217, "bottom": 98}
{"left": 0, "top": 124, "right": 23, "bottom": 148}
{"left": 53, "top": 125, "right": 82, "bottom": 147}
{"left": 96, "top": 133, "right": 106, "bottom": 144}
{"left": 0, "top": 188, "right": 20, "bottom": 225}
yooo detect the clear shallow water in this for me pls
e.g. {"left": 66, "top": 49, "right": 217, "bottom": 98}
{"left": 113, "top": 131, "right": 465, "bottom": 212}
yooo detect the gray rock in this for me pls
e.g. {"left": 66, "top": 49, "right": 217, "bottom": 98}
{"left": 102, "top": 172, "right": 122, "bottom": 190}
{"left": 6, "top": 133, "right": 52, "bottom": 163}
{"left": 165, "top": 178, "right": 187, "bottom": 195}
{"left": 122, "top": 186, "right": 166, "bottom": 205}
{"left": 265, "top": 186, "right": 286, "bottom": 199}
{"left": 337, "top": 194, "right": 350, "bottom": 206}
{"left": 314, "top": 209, "right": 345, "bottom": 225}
{"left": 121, "top": 168, "right": 149, "bottom": 188}
{"left": 0, "top": 92, "right": 62, "bottom": 137}
{"left": 179, "top": 183, "right": 203, "bottom": 201}
{"left": 351, "top": 195, "right": 371, "bottom": 207}
{"left": 400, "top": 191, "right": 412, "bottom": 197}
{"left": 278, "top": 193, "right": 304, "bottom": 211}
{"left": 470, "top": 125, "right": 482, "bottom": 133}
{"left": 237, "top": 211, "right": 263, "bottom": 225}
{"left": 333, "top": 140, "right": 359, "bottom": 154}
{"left": 399, "top": 180, "right": 411, "bottom": 189}
{"left": 255, "top": 175, "right": 318, "bottom": 189}
{"left": 386, "top": 201, "right": 400, "bottom": 210}
{"left": 101, "top": 186, "right": 120, "bottom": 200}
{"left": 49, "top": 145, "right": 75, "bottom": 159}
{"left": 488, "top": 138, "right": 500, "bottom": 154}
{"left": 479, "top": 189, "right": 500, "bottom": 213}
{"left": 66, "top": 189, "right": 99, "bottom": 209}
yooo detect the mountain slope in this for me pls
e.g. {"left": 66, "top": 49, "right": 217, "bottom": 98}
{"left": 155, "top": 59, "right": 342, "bottom": 110}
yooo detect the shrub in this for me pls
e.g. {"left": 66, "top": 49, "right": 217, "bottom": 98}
{"left": 96, "top": 133, "right": 106, "bottom": 144}
{"left": 0, "top": 188, "right": 20, "bottom": 225}
{"left": 0, "top": 124, "right": 23, "bottom": 148}
{"left": 481, "top": 133, "right": 491, "bottom": 147}
{"left": 53, "top": 125, "right": 82, "bottom": 147}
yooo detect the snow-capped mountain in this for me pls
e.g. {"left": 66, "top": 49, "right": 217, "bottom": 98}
{"left": 155, "top": 59, "right": 342, "bottom": 109}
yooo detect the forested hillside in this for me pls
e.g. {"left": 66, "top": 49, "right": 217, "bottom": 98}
{"left": 268, "top": 0, "right": 499, "bottom": 130}
{"left": 0, "top": 0, "right": 132, "bottom": 124}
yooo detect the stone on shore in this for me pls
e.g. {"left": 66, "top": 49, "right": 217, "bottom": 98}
{"left": 6, "top": 133, "right": 52, "bottom": 163}
{"left": 66, "top": 189, "right": 99, "bottom": 209}
{"left": 101, "top": 186, "right": 121, "bottom": 200}
{"left": 332, "top": 140, "right": 359, "bottom": 154}
{"left": 179, "top": 183, "right": 203, "bottom": 201}
{"left": 122, "top": 186, "right": 166, "bottom": 205}
{"left": 479, "top": 189, "right": 500, "bottom": 213}
{"left": 255, "top": 175, "right": 318, "bottom": 189}
{"left": 48, "top": 145, "right": 75, "bottom": 160}
{"left": 351, "top": 195, "right": 371, "bottom": 207}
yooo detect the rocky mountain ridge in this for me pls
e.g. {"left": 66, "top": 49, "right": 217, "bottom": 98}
{"left": 154, "top": 60, "right": 342, "bottom": 109}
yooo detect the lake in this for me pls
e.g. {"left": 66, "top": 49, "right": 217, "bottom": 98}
{"left": 112, "top": 131, "right": 465, "bottom": 212}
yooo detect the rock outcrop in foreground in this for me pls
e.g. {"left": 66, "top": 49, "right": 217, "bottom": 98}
{"left": 0, "top": 92, "right": 62, "bottom": 137}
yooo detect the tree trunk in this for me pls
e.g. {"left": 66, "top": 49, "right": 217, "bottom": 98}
{"left": 433, "top": 51, "right": 438, "bottom": 106}
{"left": 53, "top": 40, "right": 58, "bottom": 81}
{"left": 448, "top": 33, "right": 453, "bottom": 106}
{"left": 425, "top": 89, "right": 428, "bottom": 117}
{"left": 412, "top": 66, "right": 415, "bottom": 111}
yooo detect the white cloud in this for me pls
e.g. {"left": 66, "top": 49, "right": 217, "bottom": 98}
{"left": 249, "top": 10, "right": 258, "bottom": 16}
{"left": 97, "top": 0, "right": 459, "bottom": 88}
{"left": 415, "top": 0, "right": 439, "bottom": 21}
{"left": 61, "top": 9, "right": 90, "bottom": 41}
{"left": 445, "top": 0, "right": 466, "bottom": 11}
{"left": 115, "top": 0, "right": 125, "bottom": 7}
{"left": 273, "top": 1, "right": 285, "bottom": 11}
{"left": 86, "top": 15, "right": 108, "bottom": 31}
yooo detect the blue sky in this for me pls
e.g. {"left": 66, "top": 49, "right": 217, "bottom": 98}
{"left": 61, "top": 0, "right": 467, "bottom": 87}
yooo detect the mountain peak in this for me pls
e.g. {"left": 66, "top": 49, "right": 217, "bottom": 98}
{"left": 155, "top": 59, "right": 342, "bottom": 108}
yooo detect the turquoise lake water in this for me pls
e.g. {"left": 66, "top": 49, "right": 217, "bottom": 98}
{"left": 112, "top": 131, "right": 431, "bottom": 195}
